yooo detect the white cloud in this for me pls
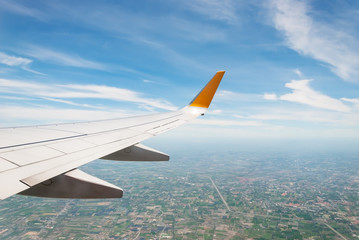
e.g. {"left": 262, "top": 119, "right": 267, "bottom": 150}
{"left": 217, "top": 90, "right": 235, "bottom": 98}
{"left": 41, "top": 97, "right": 102, "bottom": 109}
{"left": 233, "top": 114, "right": 246, "bottom": 119}
{"left": 270, "top": 0, "right": 359, "bottom": 82}
{"left": 0, "top": 78, "right": 177, "bottom": 111}
{"left": 0, "top": 52, "right": 44, "bottom": 75}
{"left": 341, "top": 98, "right": 359, "bottom": 104}
{"left": 280, "top": 79, "right": 350, "bottom": 112}
{"left": 59, "top": 84, "right": 176, "bottom": 110}
{"left": 294, "top": 68, "right": 302, "bottom": 77}
{"left": 208, "top": 109, "right": 222, "bottom": 115}
{"left": 217, "top": 90, "right": 262, "bottom": 101}
{"left": 341, "top": 98, "right": 359, "bottom": 109}
{"left": 263, "top": 93, "right": 278, "bottom": 100}
{"left": 143, "top": 79, "right": 154, "bottom": 83}
{"left": 0, "top": 95, "right": 34, "bottom": 101}
{"left": 0, "top": 52, "right": 32, "bottom": 67}
{"left": 0, "top": 78, "right": 50, "bottom": 94}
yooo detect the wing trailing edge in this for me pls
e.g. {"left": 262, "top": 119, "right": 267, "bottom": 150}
{"left": 101, "top": 143, "right": 169, "bottom": 161}
{"left": 19, "top": 169, "right": 123, "bottom": 199}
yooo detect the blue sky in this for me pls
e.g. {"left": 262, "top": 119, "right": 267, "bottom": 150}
{"left": 1, "top": 0, "right": 359, "bottom": 143}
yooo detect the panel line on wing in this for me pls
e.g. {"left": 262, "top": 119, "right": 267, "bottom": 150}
{"left": 0, "top": 134, "right": 88, "bottom": 150}
{"left": 0, "top": 157, "right": 20, "bottom": 172}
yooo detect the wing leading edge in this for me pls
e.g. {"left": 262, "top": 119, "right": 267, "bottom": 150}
{"left": 0, "top": 71, "right": 225, "bottom": 200}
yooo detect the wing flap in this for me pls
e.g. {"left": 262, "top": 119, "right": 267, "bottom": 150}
{"left": 101, "top": 143, "right": 169, "bottom": 161}
{"left": 19, "top": 169, "right": 123, "bottom": 199}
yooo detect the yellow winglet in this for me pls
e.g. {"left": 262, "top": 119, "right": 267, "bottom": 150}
{"left": 189, "top": 71, "right": 225, "bottom": 108}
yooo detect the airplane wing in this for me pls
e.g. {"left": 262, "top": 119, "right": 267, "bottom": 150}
{"left": 0, "top": 71, "right": 225, "bottom": 200}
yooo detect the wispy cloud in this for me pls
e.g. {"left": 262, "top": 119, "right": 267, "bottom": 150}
{"left": 0, "top": 95, "right": 34, "bottom": 101}
{"left": 269, "top": 0, "right": 359, "bottom": 82}
{"left": 41, "top": 97, "right": 103, "bottom": 109}
{"left": 182, "top": 0, "right": 238, "bottom": 24}
{"left": 0, "top": 52, "right": 32, "bottom": 67}
{"left": 216, "top": 90, "right": 263, "bottom": 102}
{"left": 293, "top": 68, "right": 303, "bottom": 77}
{"left": 0, "top": 0, "right": 46, "bottom": 20}
{"left": 279, "top": 79, "right": 350, "bottom": 112}
{"left": 0, "top": 78, "right": 177, "bottom": 111}
{"left": 58, "top": 84, "right": 176, "bottom": 110}
{"left": 341, "top": 98, "right": 359, "bottom": 109}
{"left": 0, "top": 52, "right": 43, "bottom": 75}
{"left": 143, "top": 79, "right": 154, "bottom": 84}
{"left": 263, "top": 93, "right": 278, "bottom": 100}
{"left": 23, "top": 46, "right": 107, "bottom": 70}
{"left": 207, "top": 109, "right": 223, "bottom": 115}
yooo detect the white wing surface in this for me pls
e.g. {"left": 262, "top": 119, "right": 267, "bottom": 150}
{"left": 0, "top": 71, "right": 225, "bottom": 200}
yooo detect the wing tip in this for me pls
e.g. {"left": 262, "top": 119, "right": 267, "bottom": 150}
{"left": 189, "top": 71, "right": 225, "bottom": 108}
